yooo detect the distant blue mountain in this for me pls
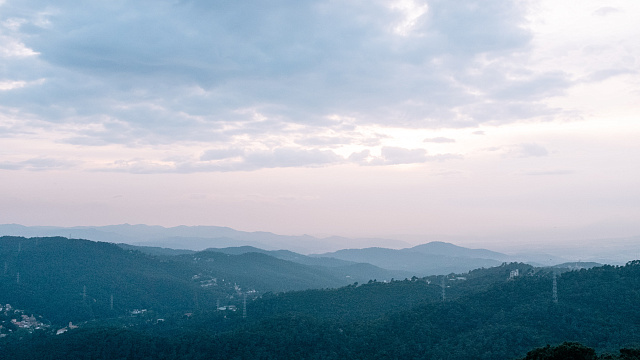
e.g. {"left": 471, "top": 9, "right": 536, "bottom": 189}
{"left": 313, "top": 242, "right": 509, "bottom": 275}
{"left": 0, "top": 224, "right": 409, "bottom": 254}
{"left": 408, "top": 241, "right": 510, "bottom": 260}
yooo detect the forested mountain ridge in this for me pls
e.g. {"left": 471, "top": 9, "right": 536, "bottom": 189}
{"left": 0, "top": 236, "right": 417, "bottom": 326}
{"left": 3, "top": 260, "right": 640, "bottom": 359}
{"left": 0, "top": 236, "right": 210, "bottom": 325}
{"left": 2, "top": 235, "right": 640, "bottom": 359}
{"left": 0, "top": 236, "right": 389, "bottom": 325}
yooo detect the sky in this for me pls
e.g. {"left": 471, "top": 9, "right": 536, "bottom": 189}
{"left": 1, "top": 0, "right": 639, "bottom": 248}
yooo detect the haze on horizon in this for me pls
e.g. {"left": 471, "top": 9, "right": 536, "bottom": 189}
{"left": 1, "top": 0, "right": 639, "bottom": 249}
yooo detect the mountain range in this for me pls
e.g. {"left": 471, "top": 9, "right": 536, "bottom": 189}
{"left": 2, "top": 234, "right": 637, "bottom": 360}
{"left": 0, "top": 223, "right": 409, "bottom": 254}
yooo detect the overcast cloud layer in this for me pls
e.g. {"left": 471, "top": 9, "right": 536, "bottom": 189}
{"left": 2, "top": 0, "right": 565, "bottom": 169}
{"left": 1, "top": 0, "right": 639, "bottom": 243}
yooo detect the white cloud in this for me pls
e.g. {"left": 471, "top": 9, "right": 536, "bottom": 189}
{"left": 423, "top": 136, "right": 455, "bottom": 143}
{"left": 592, "top": 7, "right": 620, "bottom": 17}
{"left": 0, "top": 36, "right": 39, "bottom": 58}
{"left": 379, "top": 146, "right": 428, "bottom": 165}
{"left": 491, "top": 143, "right": 549, "bottom": 158}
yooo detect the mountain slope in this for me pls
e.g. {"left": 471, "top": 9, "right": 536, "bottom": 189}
{"left": 7, "top": 262, "right": 640, "bottom": 360}
{"left": 409, "top": 241, "right": 510, "bottom": 260}
{"left": 1, "top": 237, "right": 392, "bottom": 326}
{"left": 0, "top": 236, "right": 206, "bottom": 325}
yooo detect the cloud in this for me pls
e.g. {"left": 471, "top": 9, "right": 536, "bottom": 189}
{"left": 0, "top": 0, "right": 568, "bottom": 153}
{"left": 295, "top": 136, "right": 354, "bottom": 147}
{"left": 483, "top": 143, "right": 550, "bottom": 158}
{"left": 0, "top": 157, "right": 76, "bottom": 171}
{"left": 517, "top": 143, "right": 549, "bottom": 157}
{"left": 583, "top": 68, "right": 636, "bottom": 83}
{"left": 489, "top": 143, "right": 549, "bottom": 158}
{"left": 102, "top": 145, "right": 463, "bottom": 173}
{"left": 350, "top": 147, "right": 462, "bottom": 165}
{"left": 243, "top": 148, "right": 344, "bottom": 169}
{"left": 104, "top": 159, "right": 177, "bottom": 174}
{"left": 201, "top": 148, "right": 245, "bottom": 161}
{"left": 379, "top": 147, "right": 428, "bottom": 165}
{"left": 348, "top": 150, "right": 373, "bottom": 164}
{"left": 523, "top": 169, "right": 574, "bottom": 176}
{"left": 593, "top": 7, "right": 620, "bottom": 17}
{"left": 423, "top": 136, "right": 455, "bottom": 143}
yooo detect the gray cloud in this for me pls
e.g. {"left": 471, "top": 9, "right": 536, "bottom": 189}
{"left": 243, "top": 148, "right": 344, "bottom": 169}
{"left": 102, "top": 144, "right": 463, "bottom": 174}
{"left": 0, "top": 0, "right": 567, "bottom": 153}
{"left": 517, "top": 143, "right": 549, "bottom": 157}
{"left": 348, "top": 150, "right": 372, "bottom": 164}
{"left": 352, "top": 147, "right": 462, "bottom": 165}
{"left": 593, "top": 7, "right": 621, "bottom": 16}
{"left": 583, "top": 68, "right": 636, "bottom": 83}
{"left": 201, "top": 148, "right": 245, "bottom": 161}
{"left": 295, "top": 136, "right": 355, "bottom": 147}
{"left": 483, "top": 143, "right": 550, "bottom": 158}
{"left": 379, "top": 147, "right": 428, "bottom": 165}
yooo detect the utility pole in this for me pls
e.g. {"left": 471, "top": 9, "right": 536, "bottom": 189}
{"left": 243, "top": 293, "right": 247, "bottom": 319}
{"left": 552, "top": 271, "right": 558, "bottom": 304}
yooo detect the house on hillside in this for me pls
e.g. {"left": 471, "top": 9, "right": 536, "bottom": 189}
{"left": 509, "top": 269, "right": 519, "bottom": 279}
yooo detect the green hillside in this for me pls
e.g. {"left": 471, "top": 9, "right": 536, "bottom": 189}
{"left": 2, "top": 236, "right": 640, "bottom": 359}
{"left": 0, "top": 236, "right": 209, "bottom": 324}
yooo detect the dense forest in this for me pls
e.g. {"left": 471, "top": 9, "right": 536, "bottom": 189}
{"left": 1, "top": 236, "right": 639, "bottom": 359}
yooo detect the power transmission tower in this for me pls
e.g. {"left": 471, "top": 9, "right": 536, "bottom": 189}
{"left": 16, "top": 272, "right": 20, "bottom": 284}
{"left": 243, "top": 293, "right": 247, "bottom": 319}
{"left": 83, "top": 285, "right": 87, "bottom": 302}
{"left": 4, "top": 261, "right": 7, "bottom": 275}
{"left": 441, "top": 276, "right": 446, "bottom": 302}
{"left": 552, "top": 271, "right": 558, "bottom": 304}
{"left": 110, "top": 294, "right": 114, "bottom": 311}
